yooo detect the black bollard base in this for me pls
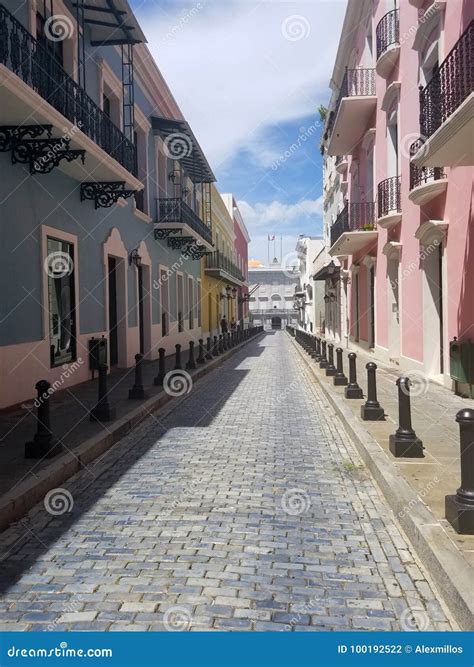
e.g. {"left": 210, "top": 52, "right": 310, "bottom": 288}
{"left": 345, "top": 385, "right": 364, "bottom": 399}
{"left": 153, "top": 374, "right": 165, "bottom": 387}
{"left": 25, "top": 437, "right": 62, "bottom": 459}
{"left": 361, "top": 404, "right": 385, "bottom": 421}
{"left": 90, "top": 404, "right": 116, "bottom": 422}
{"left": 389, "top": 433, "right": 424, "bottom": 458}
{"left": 445, "top": 495, "right": 474, "bottom": 535}
{"left": 129, "top": 386, "right": 148, "bottom": 400}
{"left": 186, "top": 360, "right": 197, "bottom": 370}
{"left": 333, "top": 374, "right": 348, "bottom": 387}
{"left": 319, "top": 360, "right": 329, "bottom": 369}
{"left": 325, "top": 366, "right": 337, "bottom": 377}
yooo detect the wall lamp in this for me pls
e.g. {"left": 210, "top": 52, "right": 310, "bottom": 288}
{"left": 129, "top": 248, "right": 142, "bottom": 267}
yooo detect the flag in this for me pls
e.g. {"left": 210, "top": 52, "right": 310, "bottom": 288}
{"left": 268, "top": 234, "right": 275, "bottom": 241}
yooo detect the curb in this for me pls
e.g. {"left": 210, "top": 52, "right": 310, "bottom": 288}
{"left": 289, "top": 333, "right": 474, "bottom": 631}
{"left": 0, "top": 332, "right": 265, "bottom": 534}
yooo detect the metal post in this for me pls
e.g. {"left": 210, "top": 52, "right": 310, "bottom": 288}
{"left": 219, "top": 334, "right": 224, "bottom": 354}
{"left": 345, "top": 352, "right": 363, "bottom": 399}
{"left": 333, "top": 348, "right": 348, "bottom": 386}
{"left": 174, "top": 344, "right": 182, "bottom": 370}
{"left": 389, "top": 378, "right": 424, "bottom": 457}
{"left": 361, "top": 363, "right": 385, "bottom": 420}
{"left": 129, "top": 353, "right": 148, "bottom": 400}
{"left": 90, "top": 364, "right": 116, "bottom": 421}
{"left": 25, "top": 380, "right": 62, "bottom": 458}
{"left": 197, "top": 339, "right": 206, "bottom": 364}
{"left": 153, "top": 348, "right": 166, "bottom": 386}
{"left": 186, "top": 341, "right": 197, "bottom": 370}
{"left": 319, "top": 340, "right": 329, "bottom": 369}
{"left": 325, "top": 343, "right": 337, "bottom": 377}
{"left": 213, "top": 335, "right": 220, "bottom": 356}
{"left": 206, "top": 336, "right": 214, "bottom": 360}
{"left": 445, "top": 409, "right": 474, "bottom": 534}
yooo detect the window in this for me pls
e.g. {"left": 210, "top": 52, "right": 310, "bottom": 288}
{"left": 103, "top": 94, "right": 112, "bottom": 118}
{"left": 160, "top": 268, "right": 169, "bottom": 336}
{"left": 36, "top": 12, "right": 64, "bottom": 67}
{"left": 177, "top": 274, "right": 184, "bottom": 332}
{"left": 47, "top": 238, "right": 76, "bottom": 367}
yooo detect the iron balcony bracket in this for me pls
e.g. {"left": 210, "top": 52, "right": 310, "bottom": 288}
{"left": 80, "top": 182, "right": 138, "bottom": 209}
{"left": 0, "top": 125, "right": 52, "bottom": 152}
{"left": 153, "top": 227, "right": 183, "bottom": 240}
{"left": 167, "top": 236, "right": 195, "bottom": 250}
{"left": 11, "top": 138, "right": 86, "bottom": 174}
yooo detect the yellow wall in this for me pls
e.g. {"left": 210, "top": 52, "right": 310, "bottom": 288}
{"left": 201, "top": 185, "right": 237, "bottom": 335}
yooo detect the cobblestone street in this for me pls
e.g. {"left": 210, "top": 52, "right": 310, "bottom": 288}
{"left": 0, "top": 332, "right": 454, "bottom": 632}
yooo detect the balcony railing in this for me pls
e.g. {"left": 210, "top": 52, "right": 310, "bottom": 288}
{"left": 377, "top": 176, "right": 401, "bottom": 219}
{"left": 205, "top": 250, "right": 244, "bottom": 282}
{"left": 420, "top": 21, "right": 473, "bottom": 139}
{"left": 409, "top": 139, "right": 445, "bottom": 189}
{"left": 155, "top": 197, "right": 212, "bottom": 245}
{"left": 327, "top": 68, "right": 376, "bottom": 137}
{"left": 330, "top": 202, "right": 376, "bottom": 247}
{"left": 376, "top": 9, "right": 399, "bottom": 61}
{"left": 0, "top": 4, "right": 136, "bottom": 175}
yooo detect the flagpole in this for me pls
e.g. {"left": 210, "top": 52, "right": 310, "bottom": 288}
{"left": 267, "top": 236, "right": 270, "bottom": 266}
{"left": 280, "top": 234, "right": 282, "bottom": 265}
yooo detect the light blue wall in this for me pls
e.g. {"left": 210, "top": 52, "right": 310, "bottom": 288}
{"left": 0, "top": 4, "right": 203, "bottom": 348}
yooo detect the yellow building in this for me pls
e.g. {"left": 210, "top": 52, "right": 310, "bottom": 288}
{"left": 201, "top": 185, "right": 245, "bottom": 336}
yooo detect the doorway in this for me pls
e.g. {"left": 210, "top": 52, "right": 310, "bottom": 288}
{"left": 387, "top": 257, "right": 400, "bottom": 359}
{"left": 369, "top": 265, "right": 375, "bottom": 348}
{"left": 138, "top": 265, "right": 144, "bottom": 355}
{"left": 423, "top": 241, "right": 444, "bottom": 377}
{"left": 108, "top": 257, "right": 118, "bottom": 366}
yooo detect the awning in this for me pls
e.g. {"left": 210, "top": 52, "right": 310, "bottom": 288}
{"left": 73, "top": 0, "right": 147, "bottom": 46}
{"left": 152, "top": 116, "right": 215, "bottom": 183}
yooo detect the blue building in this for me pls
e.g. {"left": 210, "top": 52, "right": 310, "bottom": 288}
{"left": 0, "top": 0, "right": 215, "bottom": 409}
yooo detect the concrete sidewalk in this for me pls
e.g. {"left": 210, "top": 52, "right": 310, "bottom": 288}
{"left": 0, "top": 333, "right": 262, "bottom": 531}
{"left": 289, "top": 332, "right": 474, "bottom": 629}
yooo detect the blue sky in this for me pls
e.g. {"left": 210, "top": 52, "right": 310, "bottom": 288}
{"left": 130, "top": 0, "right": 346, "bottom": 263}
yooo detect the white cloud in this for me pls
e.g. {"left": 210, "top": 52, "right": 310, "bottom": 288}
{"left": 137, "top": 0, "right": 346, "bottom": 169}
{"left": 238, "top": 197, "right": 324, "bottom": 230}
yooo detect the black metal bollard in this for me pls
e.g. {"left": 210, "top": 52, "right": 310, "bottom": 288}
{"left": 174, "top": 344, "right": 182, "bottom": 370}
{"left": 206, "top": 336, "right": 214, "bottom": 360}
{"left": 153, "top": 348, "right": 166, "bottom": 386}
{"left": 213, "top": 335, "right": 220, "bottom": 356}
{"left": 319, "top": 340, "right": 329, "bottom": 369}
{"left": 389, "top": 378, "right": 424, "bottom": 457}
{"left": 186, "top": 341, "right": 197, "bottom": 370}
{"left": 345, "top": 353, "right": 363, "bottom": 399}
{"left": 25, "top": 380, "right": 62, "bottom": 459}
{"left": 90, "top": 364, "right": 116, "bottom": 422}
{"left": 312, "top": 337, "right": 321, "bottom": 362}
{"left": 445, "top": 409, "right": 474, "bottom": 534}
{"left": 325, "top": 343, "right": 337, "bottom": 377}
{"left": 218, "top": 334, "right": 224, "bottom": 354}
{"left": 129, "top": 353, "right": 148, "bottom": 400}
{"left": 361, "top": 363, "right": 385, "bottom": 420}
{"left": 197, "top": 339, "right": 206, "bottom": 365}
{"left": 333, "top": 348, "right": 348, "bottom": 386}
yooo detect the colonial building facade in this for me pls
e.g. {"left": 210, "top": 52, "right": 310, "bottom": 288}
{"left": 320, "top": 0, "right": 473, "bottom": 394}
{"left": 249, "top": 260, "right": 299, "bottom": 330}
{"left": 294, "top": 235, "right": 324, "bottom": 334}
{"left": 0, "top": 0, "right": 248, "bottom": 409}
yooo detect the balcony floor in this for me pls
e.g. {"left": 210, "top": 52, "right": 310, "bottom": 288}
{"left": 329, "top": 230, "right": 378, "bottom": 257}
{"left": 328, "top": 96, "right": 377, "bottom": 156}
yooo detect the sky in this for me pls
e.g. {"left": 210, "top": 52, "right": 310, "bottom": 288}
{"left": 130, "top": 0, "right": 347, "bottom": 264}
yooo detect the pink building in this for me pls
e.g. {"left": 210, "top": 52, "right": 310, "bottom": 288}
{"left": 320, "top": 0, "right": 473, "bottom": 395}
{"left": 222, "top": 194, "right": 251, "bottom": 326}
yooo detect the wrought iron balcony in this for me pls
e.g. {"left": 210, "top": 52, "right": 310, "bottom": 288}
{"left": 377, "top": 176, "right": 401, "bottom": 219}
{"left": 205, "top": 250, "right": 245, "bottom": 283}
{"left": 420, "top": 21, "right": 473, "bottom": 139}
{"left": 155, "top": 197, "right": 212, "bottom": 245}
{"left": 0, "top": 4, "right": 136, "bottom": 175}
{"left": 376, "top": 9, "right": 400, "bottom": 61}
{"left": 327, "top": 68, "right": 376, "bottom": 138}
{"left": 410, "top": 139, "right": 446, "bottom": 189}
{"left": 330, "top": 202, "right": 376, "bottom": 247}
